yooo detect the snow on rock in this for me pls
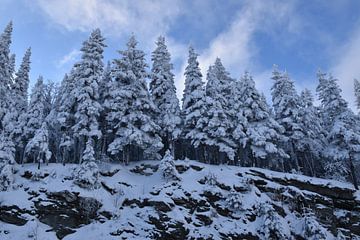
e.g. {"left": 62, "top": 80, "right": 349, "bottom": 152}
{"left": 0, "top": 160, "right": 359, "bottom": 239}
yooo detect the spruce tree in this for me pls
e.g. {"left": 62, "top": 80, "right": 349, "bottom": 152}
{"left": 72, "top": 29, "right": 105, "bottom": 163}
{"left": 0, "top": 22, "right": 13, "bottom": 129}
{"left": 233, "top": 72, "right": 287, "bottom": 169}
{"left": 271, "top": 66, "right": 304, "bottom": 172}
{"left": 150, "top": 36, "right": 181, "bottom": 156}
{"left": 57, "top": 72, "right": 77, "bottom": 164}
{"left": 317, "top": 72, "right": 359, "bottom": 189}
{"left": 200, "top": 60, "right": 236, "bottom": 163}
{"left": 298, "top": 89, "right": 326, "bottom": 176}
{"left": 316, "top": 71, "right": 347, "bottom": 130}
{"left": 24, "top": 76, "right": 46, "bottom": 143}
{"left": 3, "top": 48, "right": 31, "bottom": 163}
{"left": 106, "top": 35, "right": 162, "bottom": 163}
{"left": 181, "top": 46, "right": 206, "bottom": 160}
{"left": 98, "top": 61, "right": 112, "bottom": 158}
{"left": 25, "top": 122, "right": 52, "bottom": 169}
{"left": 325, "top": 109, "right": 360, "bottom": 189}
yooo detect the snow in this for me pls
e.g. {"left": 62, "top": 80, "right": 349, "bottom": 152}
{"left": 1, "top": 160, "right": 359, "bottom": 239}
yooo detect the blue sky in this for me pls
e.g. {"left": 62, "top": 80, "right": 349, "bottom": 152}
{"left": 1, "top": 0, "right": 360, "bottom": 108}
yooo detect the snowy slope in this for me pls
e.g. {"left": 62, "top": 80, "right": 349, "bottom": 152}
{"left": 0, "top": 160, "right": 359, "bottom": 240}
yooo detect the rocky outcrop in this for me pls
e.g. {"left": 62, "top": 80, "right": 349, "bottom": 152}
{"left": 247, "top": 169, "right": 360, "bottom": 238}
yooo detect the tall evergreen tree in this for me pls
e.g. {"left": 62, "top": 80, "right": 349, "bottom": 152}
{"left": 316, "top": 71, "right": 347, "bottom": 130}
{"left": 0, "top": 22, "right": 13, "bottom": 130}
{"left": 298, "top": 89, "right": 326, "bottom": 176}
{"left": 23, "top": 76, "right": 46, "bottom": 143}
{"left": 317, "top": 72, "right": 359, "bottom": 189}
{"left": 106, "top": 35, "right": 162, "bottom": 163}
{"left": 3, "top": 48, "right": 31, "bottom": 163}
{"left": 181, "top": 46, "right": 206, "bottom": 160}
{"left": 199, "top": 59, "right": 236, "bottom": 163}
{"left": 98, "top": 61, "right": 112, "bottom": 158}
{"left": 150, "top": 36, "right": 181, "bottom": 155}
{"left": 233, "top": 72, "right": 287, "bottom": 169}
{"left": 271, "top": 66, "right": 304, "bottom": 172}
{"left": 13, "top": 48, "right": 31, "bottom": 113}
{"left": 57, "top": 72, "right": 76, "bottom": 165}
{"left": 325, "top": 109, "right": 360, "bottom": 189}
{"left": 72, "top": 29, "right": 105, "bottom": 163}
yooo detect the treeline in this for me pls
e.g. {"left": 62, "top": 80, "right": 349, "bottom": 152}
{"left": 0, "top": 22, "right": 359, "bottom": 189}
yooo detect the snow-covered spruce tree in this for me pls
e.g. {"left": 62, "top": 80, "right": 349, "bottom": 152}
{"left": 257, "top": 202, "right": 290, "bottom": 240}
{"left": 98, "top": 61, "right": 112, "bottom": 158}
{"left": 74, "top": 138, "right": 100, "bottom": 189}
{"left": 354, "top": 79, "right": 360, "bottom": 111}
{"left": 317, "top": 72, "right": 359, "bottom": 189}
{"left": 23, "top": 76, "right": 46, "bottom": 146}
{"left": 298, "top": 89, "right": 326, "bottom": 176}
{"left": 72, "top": 29, "right": 105, "bottom": 164}
{"left": 198, "top": 59, "right": 236, "bottom": 164}
{"left": 0, "top": 22, "right": 13, "bottom": 130}
{"left": 106, "top": 35, "right": 162, "bottom": 163}
{"left": 24, "top": 122, "right": 52, "bottom": 169}
{"left": 150, "top": 36, "right": 181, "bottom": 157}
{"left": 233, "top": 72, "right": 287, "bottom": 170}
{"left": 206, "top": 58, "right": 234, "bottom": 105}
{"left": 316, "top": 71, "right": 347, "bottom": 130}
{"left": 181, "top": 46, "right": 206, "bottom": 160}
{"left": 3, "top": 48, "right": 31, "bottom": 163}
{"left": 159, "top": 150, "right": 179, "bottom": 181}
{"left": 271, "top": 66, "right": 304, "bottom": 172}
{"left": 0, "top": 132, "right": 16, "bottom": 191}
{"left": 57, "top": 72, "right": 77, "bottom": 164}
{"left": 325, "top": 109, "right": 360, "bottom": 189}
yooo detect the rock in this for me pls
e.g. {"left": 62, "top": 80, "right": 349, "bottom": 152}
{"left": 130, "top": 164, "right": 158, "bottom": 176}
{"left": 216, "top": 182, "right": 231, "bottom": 191}
{"left": 21, "top": 171, "right": 49, "bottom": 181}
{"left": 101, "top": 181, "right": 116, "bottom": 195}
{"left": 190, "top": 165, "right": 203, "bottom": 171}
{"left": 55, "top": 227, "right": 76, "bottom": 239}
{"left": 195, "top": 214, "right": 213, "bottom": 226}
{"left": 220, "top": 232, "right": 259, "bottom": 240}
{"left": 0, "top": 205, "right": 28, "bottom": 226}
{"left": 147, "top": 200, "right": 173, "bottom": 213}
{"left": 201, "top": 191, "right": 222, "bottom": 203}
{"left": 249, "top": 169, "right": 356, "bottom": 200}
{"left": 34, "top": 191, "right": 101, "bottom": 239}
{"left": 175, "top": 164, "right": 189, "bottom": 174}
{"left": 99, "top": 211, "right": 112, "bottom": 220}
{"left": 99, "top": 168, "right": 119, "bottom": 177}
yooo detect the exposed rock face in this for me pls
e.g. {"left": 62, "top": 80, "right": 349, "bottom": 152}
{"left": 248, "top": 169, "right": 360, "bottom": 238}
{"left": 1, "top": 162, "right": 359, "bottom": 239}
{"left": 0, "top": 189, "right": 102, "bottom": 239}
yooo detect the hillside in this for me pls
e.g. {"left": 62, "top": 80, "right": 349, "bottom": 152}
{"left": 0, "top": 160, "right": 359, "bottom": 240}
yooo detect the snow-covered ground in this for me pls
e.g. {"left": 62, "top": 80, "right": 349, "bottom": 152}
{"left": 1, "top": 160, "right": 359, "bottom": 240}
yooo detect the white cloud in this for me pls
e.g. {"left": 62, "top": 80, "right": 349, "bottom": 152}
{"left": 57, "top": 49, "right": 81, "bottom": 68}
{"left": 331, "top": 27, "right": 360, "bottom": 110}
{"left": 35, "top": 0, "right": 183, "bottom": 48}
{"left": 36, "top": 0, "right": 301, "bottom": 104}
{"left": 173, "top": 0, "right": 300, "bottom": 103}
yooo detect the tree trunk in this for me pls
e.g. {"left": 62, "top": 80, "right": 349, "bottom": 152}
{"left": 349, "top": 156, "right": 359, "bottom": 190}
{"left": 291, "top": 141, "right": 300, "bottom": 172}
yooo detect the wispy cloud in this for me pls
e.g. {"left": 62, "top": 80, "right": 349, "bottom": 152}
{"left": 173, "top": 0, "right": 301, "bottom": 103}
{"left": 35, "top": 0, "right": 183, "bottom": 49}
{"left": 57, "top": 49, "right": 81, "bottom": 68}
{"left": 331, "top": 26, "right": 360, "bottom": 110}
